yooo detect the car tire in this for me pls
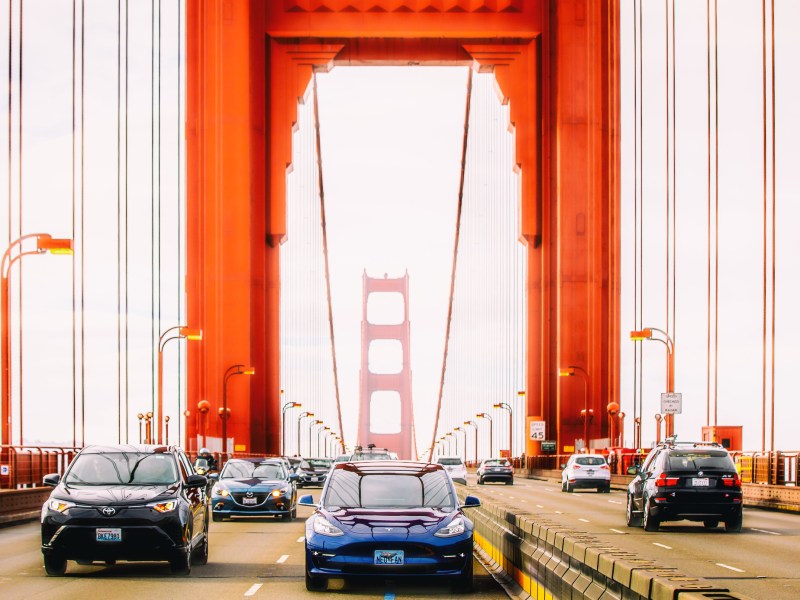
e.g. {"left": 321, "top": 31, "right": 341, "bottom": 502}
{"left": 561, "top": 480, "right": 567, "bottom": 492}
{"left": 724, "top": 513, "right": 743, "bottom": 533}
{"left": 282, "top": 510, "right": 292, "bottom": 521}
{"left": 703, "top": 519, "right": 719, "bottom": 530}
{"left": 212, "top": 512, "right": 223, "bottom": 522}
{"left": 643, "top": 498, "right": 660, "bottom": 532}
{"left": 193, "top": 522, "right": 209, "bottom": 566}
{"left": 305, "top": 570, "right": 328, "bottom": 592}
{"left": 506, "top": 479, "right": 513, "bottom": 485}
{"left": 478, "top": 478, "right": 484, "bottom": 485}
{"left": 566, "top": 482, "right": 574, "bottom": 493}
{"left": 170, "top": 544, "right": 192, "bottom": 575}
{"left": 43, "top": 554, "right": 67, "bottom": 576}
{"left": 291, "top": 507, "right": 297, "bottom": 519}
{"left": 451, "top": 556, "right": 474, "bottom": 593}
{"left": 602, "top": 484, "right": 611, "bottom": 493}
{"left": 626, "top": 493, "right": 643, "bottom": 527}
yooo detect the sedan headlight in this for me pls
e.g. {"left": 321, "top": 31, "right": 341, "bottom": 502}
{"left": 48, "top": 499, "right": 75, "bottom": 513}
{"left": 213, "top": 486, "right": 230, "bottom": 497}
{"left": 434, "top": 516, "right": 466, "bottom": 538}
{"left": 271, "top": 487, "right": 291, "bottom": 498}
{"left": 148, "top": 500, "right": 177, "bottom": 513}
{"left": 313, "top": 515, "right": 344, "bottom": 537}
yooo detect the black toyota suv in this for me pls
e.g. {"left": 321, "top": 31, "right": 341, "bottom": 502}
{"left": 41, "top": 444, "right": 209, "bottom": 576}
{"left": 626, "top": 439, "right": 742, "bottom": 532}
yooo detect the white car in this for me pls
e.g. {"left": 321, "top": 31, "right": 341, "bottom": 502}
{"left": 561, "top": 454, "right": 611, "bottom": 493}
{"left": 436, "top": 456, "right": 467, "bottom": 485}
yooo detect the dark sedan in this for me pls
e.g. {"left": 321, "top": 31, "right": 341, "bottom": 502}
{"left": 40, "top": 444, "right": 209, "bottom": 576}
{"left": 477, "top": 458, "right": 513, "bottom": 485}
{"left": 301, "top": 461, "right": 480, "bottom": 592}
{"left": 296, "top": 458, "right": 333, "bottom": 487}
{"left": 210, "top": 458, "right": 298, "bottom": 521}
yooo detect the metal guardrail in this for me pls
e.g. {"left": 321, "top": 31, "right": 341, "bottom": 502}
{"left": 0, "top": 446, "right": 81, "bottom": 490}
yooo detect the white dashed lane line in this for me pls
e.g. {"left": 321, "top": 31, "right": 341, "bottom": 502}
{"left": 296, "top": 537, "right": 304, "bottom": 543}
{"left": 608, "top": 500, "right": 622, "bottom": 505}
{"left": 609, "top": 528, "right": 626, "bottom": 534}
{"left": 751, "top": 528, "right": 780, "bottom": 536}
{"left": 578, "top": 518, "right": 589, "bottom": 523}
{"left": 716, "top": 563, "right": 746, "bottom": 573}
{"left": 276, "top": 555, "right": 289, "bottom": 564}
{"left": 652, "top": 543, "right": 672, "bottom": 550}
{"left": 555, "top": 511, "right": 563, "bottom": 514}
{"left": 244, "top": 584, "right": 262, "bottom": 597}
{"left": 536, "top": 505, "right": 544, "bottom": 508}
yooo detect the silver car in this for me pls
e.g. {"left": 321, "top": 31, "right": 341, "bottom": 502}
{"left": 561, "top": 454, "right": 611, "bottom": 493}
{"left": 436, "top": 456, "right": 467, "bottom": 485}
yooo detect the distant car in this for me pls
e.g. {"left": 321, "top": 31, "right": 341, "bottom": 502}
{"left": 300, "top": 461, "right": 481, "bottom": 592}
{"left": 297, "top": 458, "right": 333, "bottom": 487}
{"left": 561, "top": 454, "right": 611, "bottom": 493}
{"left": 40, "top": 444, "right": 209, "bottom": 576}
{"left": 209, "top": 458, "right": 298, "bottom": 522}
{"left": 436, "top": 456, "right": 467, "bottom": 485}
{"left": 476, "top": 458, "right": 513, "bottom": 485}
{"left": 332, "top": 453, "right": 351, "bottom": 465}
{"left": 626, "top": 440, "right": 742, "bottom": 532}
{"left": 350, "top": 445, "right": 394, "bottom": 461}
{"left": 287, "top": 456, "right": 303, "bottom": 474}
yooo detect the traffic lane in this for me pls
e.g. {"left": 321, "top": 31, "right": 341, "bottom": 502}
{"left": 464, "top": 476, "right": 800, "bottom": 599}
{"left": 0, "top": 506, "right": 507, "bottom": 600}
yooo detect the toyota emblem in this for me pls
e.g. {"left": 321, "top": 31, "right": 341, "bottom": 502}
{"left": 101, "top": 506, "right": 116, "bottom": 517}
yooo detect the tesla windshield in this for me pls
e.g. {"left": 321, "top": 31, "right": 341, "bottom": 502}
{"left": 324, "top": 470, "right": 454, "bottom": 509}
{"left": 221, "top": 461, "right": 286, "bottom": 479}
{"left": 65, "top": 452, "right": 178, "bottom": 485}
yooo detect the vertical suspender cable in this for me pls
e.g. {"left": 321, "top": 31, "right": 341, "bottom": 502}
{"left": 177, "top": 0, "right": 182, "bottom": 446}
{"left": 761, "top": 0, "right": 767, "bottom": 452}
{"left": 157, "top": 0, "right": 162, "bottom": 430}
{"left": 672, "top": 0, "right": 677, "bottom": 347}
{"left": 71, "top": 0, "right": 76, "bottom": 447}
{"left": 124, "top": 0, "right": 129, "bottom": 442}
{"left": 632, "top": 0, "right": 639, "bottom": 445}
{"left": 80, "top": 0, "right": 85, "bottom": 446}
{"left": 17, "top": 0, "right": 23, "bottom": 444}
{"left": 706, "top": 0, "right": 711, "bottom": 427}
{"left": 150, "top": 0, "right": 155, "bottom": 417}
{"left": 638, "top": 0, "right": 645, "bottom": 445}
{"left": 664, "top": 0, "right": 669, "bottom": 339}
{"left": 310, "top": 72, "right": 345, "bottom": 447}
{"left": 713, "top": 0, "right": 719, "bottom": 429}
{"left": 117, "top": 0, "right": 122, "bottom": 443}
{"left": 769, "top": 0, "right": 775, "bottom": 451}
{"left": 428, "top": 68, "right": 472, "bottom": 463}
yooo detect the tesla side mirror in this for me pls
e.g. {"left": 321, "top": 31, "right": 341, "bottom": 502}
{"left": 186, "top": 474, "right": 207, "bottom": 488}
{"left": 626, "top": 465, "right": 639, "bottom": 476}
{"left": 43, "top": 473, "right": 60, "bottom": 486}
{"left": 459, "top": 495, "right": 481, "bottom": 509}
{"left": 298, "top": 494, "right": 316, "bottom": 507}
{"left": 560, "top": 464, "right": 566, "bottom": 469}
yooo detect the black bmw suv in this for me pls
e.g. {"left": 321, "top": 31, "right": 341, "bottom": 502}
{"left": 41, "top": 444, "right": 209, "bottom": 575}
{"left": 626, "top": 439, "right": 742, "bottom": 532}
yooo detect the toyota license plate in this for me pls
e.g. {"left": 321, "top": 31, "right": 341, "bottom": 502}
{"left": 242, "top": 497, "right": 258, "bottom": 505}
{"left": 692, "top": 477, "right": 710, "bottom": 487}
{"left": 374, "top": 550, "right": 404, "bottom": 565}
{"left": 96, "top": 528, "right": 122, "bottom": 542}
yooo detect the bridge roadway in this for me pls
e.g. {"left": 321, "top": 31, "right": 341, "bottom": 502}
{"left": 0, "top": 502, "right": 507, "bottom": 600}
{"left": 468, "top": 475, "right": 800, "bottom": 599}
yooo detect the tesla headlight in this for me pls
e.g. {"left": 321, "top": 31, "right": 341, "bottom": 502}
{"left": 435, "top": 516, "right": 466, "bottom": 538}
{"left": 48, "top": 499, "right": 75, "bottom": 513}
{"left": 213, "top": 486, "right": 230, "bottom": 497}
{"left": 313, "top": 515, "right": 344, "bottom": 537}
{"left": 148, "top": 500, "right": 177, "bottom": 513}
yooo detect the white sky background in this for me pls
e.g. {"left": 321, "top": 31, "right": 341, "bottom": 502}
{"left": 1, "top": 2, "right": 798, "bottom": 452}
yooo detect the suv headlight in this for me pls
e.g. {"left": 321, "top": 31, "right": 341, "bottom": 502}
{"left": 435, "top": 516, "right": 466, "bottom": 538}
{"left": 313, "top": 515, "right": 344, "bottom": 537}
{"left": 48, "top": 499, "right": 75, "bottom": 513}
{"left": 148, "top": 500, "right": 177, "bottom": 513}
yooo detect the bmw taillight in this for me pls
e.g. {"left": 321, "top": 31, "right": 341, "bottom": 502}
{"left": 723, "top": 474, "right": 741, "bottom": 488}
{"left": 655, "top": 473, "right": 679, "bottom": 487}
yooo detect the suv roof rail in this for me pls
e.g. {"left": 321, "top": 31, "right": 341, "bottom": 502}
{"left": 660, "top": 439, "right": 724, "bottom": 449}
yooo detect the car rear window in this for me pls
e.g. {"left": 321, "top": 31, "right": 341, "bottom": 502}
{"left": 324, "top": 470, "right": 454, "bottom": 510}
{"left": 437, "top": 458, "right": 464, "bottom": 466}
{"left": 575, "top": 457, "right": 607, "bottom": 466}
{"left": 66, "top": 452, "right": 178, "bottom": 485}
{"left": 667, "top": 450, "right": 734, "bottom": 471}
{"left": 484, "top": 459, "right": 510, "bottom": 467}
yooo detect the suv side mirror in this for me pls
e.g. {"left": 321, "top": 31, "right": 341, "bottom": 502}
{"left": 627, "top": 465, "right": 640, "bottom": 476}
{"left": 560, "top": 463, "right": 567, "bottom": 469}
{"left": 186, "top": 474, "right": 208, "bottom": 488}
{"left": 43, "top": 473, "right": 61, "bottom": 486}
{"left": 288, "top": 473, "right": 299, "bottom": 482}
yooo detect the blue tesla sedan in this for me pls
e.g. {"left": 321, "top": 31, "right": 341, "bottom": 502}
{"left": 209, "top": 458, "right": 298, "bottom": 521}
{"left": 299, "top": 460, "right": 481, "bottom": 592}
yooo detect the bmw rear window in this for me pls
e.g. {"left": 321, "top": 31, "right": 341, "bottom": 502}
{"left": 667, "top": 450, "right": 734, "bottom": 471}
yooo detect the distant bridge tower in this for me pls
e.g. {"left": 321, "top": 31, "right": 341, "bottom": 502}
{"left": 358, "top": 271, "right": 413, "bottom": 460}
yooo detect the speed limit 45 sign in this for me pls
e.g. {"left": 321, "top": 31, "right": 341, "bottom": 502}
{"left": 529, "top": 420, "right": 545, "bottom": 440}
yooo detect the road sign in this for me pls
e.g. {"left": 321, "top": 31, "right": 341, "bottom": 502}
{"left": 0, "top": 465, "right": 8, "bottom": 476}
{"left": 529, "top": 420, "right": 545, "bottom": 440}
{"left": 661, "top": 392, "right": 682, "bottom": 414}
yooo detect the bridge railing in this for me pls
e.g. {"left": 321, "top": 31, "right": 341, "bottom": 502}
{"left": 0, "top": 446, "right": 81, "bottom": 490}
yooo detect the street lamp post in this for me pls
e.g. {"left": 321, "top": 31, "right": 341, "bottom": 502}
{"left": 281, "top": 400, "right": 301, "bottom": 456}
{"left": 317, "top": 426, "right": 330, "bottom": 456}
{"left": 309, "top": 420, "right": 323, "bottom": 456}
{"left": 630, "top": 328, "right": 676, "bottom": 437}
{"left": 493, "top": 402, "right": 513, "bottom": 457}
{"left": 221, "top": 364, "right": 255, "bottom": 457}
{"left": 296, "top": 412, "right": 314, "bottom": 456}
{"left": 558, "top": 366, "right": 590, "bottom": 450}
{"left": 158, "top": 326, "right": 202, "bottom": 444}
{"left": 476, "top": 413, "right": 493, "bottom": 459}
{"left": 2, "top": 234, "right": 72, "bottom": 451}
{"left": 453, "top": 426, "right": 464, "bottom": 460}
{"left": 463, "top": 420, "right": 478, "bottom": 465}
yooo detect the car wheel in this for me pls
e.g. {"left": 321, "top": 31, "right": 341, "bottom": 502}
{"left": 193, "top": 522, "right": 209, "bottom": 566}
{"left": 703, "top": 519, "right": 719, "bottom": 530}
{"left": 643, "top": 498, "right": 660, "bottom": 532}
{"left": 478, "top": 478, "right": 484, "bottom": 485}
{"left": 626, "top": 493, "right": 642, "bottom": 527}
{"left": 451, "top": 556, "right": 474, "bottom": 593}
{"left": 282, "top": 510, "right": 292, "bottom": 521}
{"left": 170, "top": 544, "right": 192, "bottom": 575}
{"left": 566, "top": 482, "right": 574, "bottom": 493}
{"left": 724, "top": 513, "right": 743, "bottom": 533}
{"left": 212, "top": 512, "right": 223, "bottom": 522}
{"left": 43, "top": 554, "right": 67, "bottom": 576}
{"left": 305, "top": 570, "right": 328, "bottom": 592}
{"left": 561, "top": 480, "right": 567, "bottom": 492}
{"left": 506, "top": 479, "right": 513, "bottom": 485}
{"left": 291, "top": 507, "right": 297, "bottom": 519}
{"left": 603, "top": 484, "right": 611, "bottom": 493}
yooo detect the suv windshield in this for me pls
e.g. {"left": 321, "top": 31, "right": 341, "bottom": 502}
{"left": 667, "top": 450, "right": 734, "bottom": 471}
{"left": 222, "top": 461, "right": 286, "bottom": 480}
{"left": 324, "top": 470, "right": 454, "bottom": 510}
{"left": 65, "top": 452, "right": 178, "bottom": 485}
{"left": 437, "top": 458, "right": 464, "bottom": 466}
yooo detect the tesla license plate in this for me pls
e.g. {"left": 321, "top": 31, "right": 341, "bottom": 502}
{"left": 374, "top": 550, "right": 404, "bottom": 565}
{"left": 691, "top": 477, "right": 710, "bottom": 487}
{"left": 96, "top": 528, "right": 122, "bottom": 542}
{"left": 242, "top": 497, "right": 258, "bottom": 505}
